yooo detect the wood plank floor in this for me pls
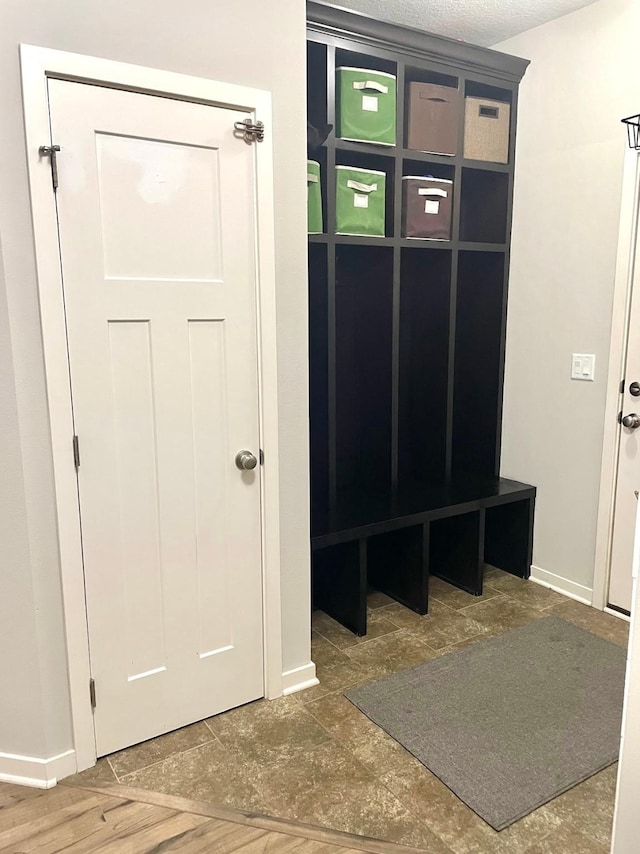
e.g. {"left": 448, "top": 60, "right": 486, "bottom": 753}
{"left": 0, "top": 780, "right": 431, "bottom": 854}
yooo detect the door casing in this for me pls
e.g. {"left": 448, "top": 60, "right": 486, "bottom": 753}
{"left": 593, "top": 143, "right": 640, "bottom": 616}
{"left": 20, "top": 44, "right": 283, "bottom": 773}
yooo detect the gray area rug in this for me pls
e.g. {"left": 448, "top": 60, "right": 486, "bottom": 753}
{"left": 346, "top": 616, "right": 625, "bottom": 831}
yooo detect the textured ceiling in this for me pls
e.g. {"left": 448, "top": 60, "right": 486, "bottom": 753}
{"left": 330, "top": 0, "right": 600, "bottom": 46}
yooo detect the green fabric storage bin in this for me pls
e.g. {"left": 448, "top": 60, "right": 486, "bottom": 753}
{"left": 336, "top": 67, "right": 397, "bottom": 146}
{"left": 307, "top": 160, "right": 323, "bottom": 234}
{"left": 335, "top": 166, "right": 386, "bottom": 236}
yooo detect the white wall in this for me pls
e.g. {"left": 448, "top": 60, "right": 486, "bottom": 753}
{"left": 0, "top": 230, "right": 54, "bottom": 761}
{"left": 495, "top": 0, "right": 640, "bottom": 596}
{"left": 0, "top": 0, "right": 309, "bottom": 770}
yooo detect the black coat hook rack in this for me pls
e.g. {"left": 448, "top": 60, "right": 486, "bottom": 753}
{"left": 622, "top": 114, "right": 640, "bottom": 149}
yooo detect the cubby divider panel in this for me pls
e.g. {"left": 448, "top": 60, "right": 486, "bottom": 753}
{"left": 309, "top": 244, "right": 329, "bottom": 532}
{"left": 307, "top": 40, "right": 328, "bottom": 134}
{"left": 452, "top": 251, "right": 505, "bottom": 480}
{"left": 485, "top": 498, "right": 534, "bottom": 579}
{"left": 335, "top": 245, "right": 393, "bottom": 513}
{"left": 313, "top": 540, "right": 367, "bottom": 636}
{"left": 430, "top": 510, "right": 483, "bottom": 595}
{"left": 459, "top": 169, "right": 509, "bottom": 244}
{"left": 368, "top": 525, "right": 428, "bottom": 614}
{"left": 399, "top": 248, "right": 451, "bottom": 490}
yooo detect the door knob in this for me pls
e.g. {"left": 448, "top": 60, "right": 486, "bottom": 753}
{"left": 622, "top": 413, "right": 640, "bottom": 429}
{"left": 630, "top": 381, "right": 640, "bottom": 397}
{"left": 235, "top": 450, "right": 258, "bottom": 470}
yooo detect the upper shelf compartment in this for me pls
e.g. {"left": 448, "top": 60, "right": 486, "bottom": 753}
{"left": 463, "top": 81, "right": 513, "bottom": 166}
{"left": 404, "top": 66, "right": 459, "bottom": 157}
{"left": 459, "top": 168, "right": 509, "bottom": 244}
{"left": 335, "top": 48, "right": 398, "bottom": 148}
{"left": 335, "top": 150, "right": 395, "bottom": 238}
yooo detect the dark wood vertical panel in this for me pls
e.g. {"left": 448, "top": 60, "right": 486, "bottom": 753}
{"left": 452, "top": 251, "right": 505, "bottom": 480}
{"left": 398, "top": 248, "right": 450, "bottom": 490}
{"left": 308, "top": 243, "right": 329, "bottom": 533}
{"left": 335, "top": 246, "right": 393, "bottom": 507}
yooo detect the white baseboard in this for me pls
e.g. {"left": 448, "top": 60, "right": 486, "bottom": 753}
{"left": 0, "top": 749, "right": 76, "bottom": 788}
{"left": 281, "top": 662, "right": 319, "bottom": 696}
{"left": 530, "top": 565, "right": 593, "bottom": 605}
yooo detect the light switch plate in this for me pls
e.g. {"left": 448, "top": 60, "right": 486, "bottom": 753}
{"left": 571, "top": 353, "right": 596, "bottom": 381}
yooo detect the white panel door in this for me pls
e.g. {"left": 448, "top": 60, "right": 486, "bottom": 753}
{"left": 47, "top": 79, "right": 264, "bottom": 755}
{"left": 609, "top": 204, "right": 640, "bottom": 614}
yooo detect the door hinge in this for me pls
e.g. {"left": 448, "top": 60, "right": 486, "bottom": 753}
{"left": 73, "top": 435, "right": 80, "bottom": 469}
{"left": 233, "top": 119, "right": 265, "bottom": 143}
{"left": 259, "top": 448, "right": 265, "bottom": 465}
{"left": 39, "top": 144, "right": 61, "bottom": 190}
{"left": 89, "top": 678, "right": 96, "bottom": 709}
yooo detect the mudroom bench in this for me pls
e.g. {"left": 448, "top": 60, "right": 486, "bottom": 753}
{"left": 312, "top": 477, "right": 535, "bottom": 636}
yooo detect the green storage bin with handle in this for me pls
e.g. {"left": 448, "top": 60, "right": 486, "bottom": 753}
{"left": 335, "top": 165, "right": 386, "bottom": 236}
{"left": 336, "top": 67, "right": 397, "bottom": 146}
{"left": 307, "top": 160, "right": 323, "bottom": 234}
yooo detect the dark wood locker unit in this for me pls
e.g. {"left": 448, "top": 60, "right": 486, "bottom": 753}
{"left": 307, "top": 1, "right": 535, "bottom": 636}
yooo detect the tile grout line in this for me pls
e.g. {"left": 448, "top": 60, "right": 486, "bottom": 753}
{"left": 313, "top": 624, "right": 405, "bottom": 653}
{"left": 457, "top": 587, "right": 542, "bottom": 615}
{"left": 113, "top": 733, "right": 222, "bottom": 783}
{"left": 312, "top": 629, "right": 354, "bottom": 659}
{"left": 376, "top": 603, "right": 496, "bottom": 654}
{"left": 105, "top": 755, "right": 120, "bottom": 782}
{"left": 341, "top": 629, "right": 432, "bottom": 659}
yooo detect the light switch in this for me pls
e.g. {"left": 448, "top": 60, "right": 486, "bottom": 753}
{"left": 571, "top": 353, "right": 595, "bottom": 381}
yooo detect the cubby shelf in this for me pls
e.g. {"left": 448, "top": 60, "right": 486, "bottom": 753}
{"left": 399, "top": 238, "right": 452, "bottom": 248}
{"left": 335, "top": 235, "right": 395, "bottom": 245}
{"left": 334, "top": 139, "right": 396, "bottom": 157}
{"left": 326, "top": 144, "right": 515, "bottom": 172}
{"left": 307, "top": 0, "right": 534, "bottom": 636}
{"left": 461, "top": 158, "right": 510, "bottom": 173}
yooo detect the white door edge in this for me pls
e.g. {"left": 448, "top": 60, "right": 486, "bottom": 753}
{"left": 593, "top": 143, "right": 640, "bottom": 612}
{"left": 610, "top": 495, "right": 640, "bottom": 853}
{"left": 20, "top": 44, "right": 283, "bottom": 773}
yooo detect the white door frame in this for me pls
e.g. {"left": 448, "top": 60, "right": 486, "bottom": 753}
{"left": 20, "top": 44, "right": 283, "bottom": 772}
{"left": 593, "top": 143, "right": 640, "bottom": 613}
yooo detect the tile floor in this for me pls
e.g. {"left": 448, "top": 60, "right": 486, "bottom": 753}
{"left": 69, "top": 569, "right": 629, "bottom": 853}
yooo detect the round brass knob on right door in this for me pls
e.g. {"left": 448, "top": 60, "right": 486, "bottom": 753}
{"left": 622, "top": 413, "right": 640, "bottom": 429}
